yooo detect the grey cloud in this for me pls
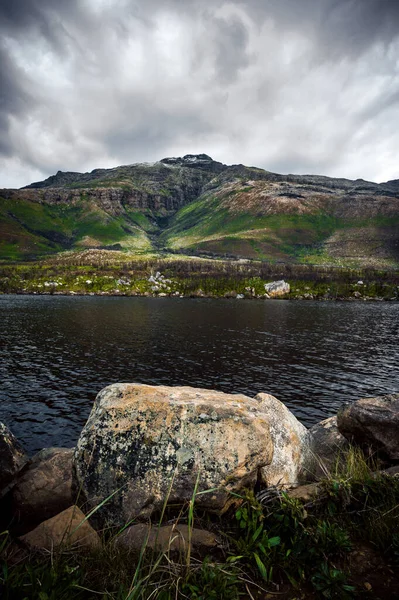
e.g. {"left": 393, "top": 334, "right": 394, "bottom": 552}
{"left": 212, "top": 15, "right": 252, "bottom": 84}
{"left": 0, "top": 43, "right": 35, "bottom": 156}
{"left": 1, "top": 0, "right": 399, "bottom": 186}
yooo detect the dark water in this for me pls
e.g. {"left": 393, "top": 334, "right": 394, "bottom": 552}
{"left": 0, "top": 294, "right": 398, "bottom": 455}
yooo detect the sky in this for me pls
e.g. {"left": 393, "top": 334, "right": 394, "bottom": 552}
{"left": 1, "top": 0, "right": 399, "bottom": 188}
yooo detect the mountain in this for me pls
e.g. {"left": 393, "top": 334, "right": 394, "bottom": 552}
{"left": 1, "top": 154, "right": 399, "bottom": 266}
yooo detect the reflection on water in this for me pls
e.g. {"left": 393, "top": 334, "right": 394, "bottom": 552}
{"left": 0, "top": 295, "right": 398, "bottom": 454}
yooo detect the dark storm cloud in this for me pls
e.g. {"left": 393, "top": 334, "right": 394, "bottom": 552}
{"left": 1, "top": 0, "right": 399, "bottom": 187}
{"left": 0, "top": 44, "right": 33, "bottom": 154}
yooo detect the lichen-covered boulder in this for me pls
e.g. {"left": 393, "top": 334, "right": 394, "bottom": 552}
{"left": 74, "top": 384, "right": 274, "bottom": 526}
{"left": 255, "top": 393, "right": 312, "bottom": 487}
{"left": 12, "top": 448, "right": 74, "bottom": 524}
{"left": 308, "top": 416, "right": 349, "bottom": 479}
{"left": 264, "top": 280, "right": 290, "bottom": 297}
{"left": 337, "top": 394, "right": 399, "bottom": 460}
{"left": 0, "top": 422, "right": 27, "bottom": 497}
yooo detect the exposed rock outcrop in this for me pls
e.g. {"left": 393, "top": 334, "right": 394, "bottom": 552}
{"left": 74, "top": 383, "right": 275, "bottom": 526}
{"left": 12, "top": 447, "right": 74, "bottom": 524}
{"left": 0, "top": 422, "right": 27, "bottom": 497}
{"left": 337, "top": 394, "right": 399, "bottom": 460}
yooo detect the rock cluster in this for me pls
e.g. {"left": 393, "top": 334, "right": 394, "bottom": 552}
{"left": 1, "top": 387, "right": 398, "bottom": 553}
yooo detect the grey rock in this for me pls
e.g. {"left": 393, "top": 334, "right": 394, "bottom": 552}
{"left": 12, "top": 447, "right": 74, "bottom": 523}
{"left": 383, "top": 465, "right": 399, "bottom": 477}
{"left": 115, "top": 523, "right": 219, "bottom": 554}
{"left": 0, "top": 422, "right": 27, "bottom": 497}
{"left": 337, "top": 394, "right": 399, "bottom": 460}
{"left": 255, "top": 393, "right": 312, "bottom": 487}
{"left": 264, "top": 281, "right": 290, "bottom": 297}
{"left": 308, "top": 416, "right": 349, "bottom": 479}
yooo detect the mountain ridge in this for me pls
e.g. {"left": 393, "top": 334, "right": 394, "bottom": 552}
{"left": 1, "top": 154, "right": 398, "bottom": 266}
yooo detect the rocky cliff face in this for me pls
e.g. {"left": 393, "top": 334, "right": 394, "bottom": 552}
{"left": 1, "top": 154, "right": 398, "bottom": 264}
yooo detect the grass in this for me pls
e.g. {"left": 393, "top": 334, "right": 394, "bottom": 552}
{"left": 1, "top": 256, "right": 398, "bottom": 300}
{"left": 1, "top": 446, "right": 399, "bottom": 598}
{"left": 0, "top": 196, "right": 154, "bottom": 260}
{"left": 3, "top": 183, "right": 399, "bottom": 268}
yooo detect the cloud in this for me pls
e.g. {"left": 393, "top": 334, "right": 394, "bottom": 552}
{"left": 1, "top": 0, "right": 399, "bottom": 187}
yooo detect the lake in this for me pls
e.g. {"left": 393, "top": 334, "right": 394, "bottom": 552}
{"left": 0, "top": 294, "right": 398, "bottom": 455}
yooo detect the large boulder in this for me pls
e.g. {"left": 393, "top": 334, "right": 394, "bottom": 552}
{"left": 74, "top": 383, "right": 274, "bottom": 526}
{"left": 264, "top": 280, "right": 290, "bottom": 297}
{"left": 12, "top": 448, "right": 74, "bottom": 525}
{"left": 20, "top": 506, "right": 100, "bottom": 551}
{"left": 337, "top": 394, "right": 399, "bottom": 460}
{"left": 308, "top": 416, "right": 349, "bottom": 479}
{"left": 0, "top": 422, "right": 27, "bottom": 497}
{"left": 255, "top": 393, "right": 312, "bottom": 487}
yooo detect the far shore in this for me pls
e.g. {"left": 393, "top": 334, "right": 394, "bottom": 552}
{"left": 1, "top": 289, "right": 398, "bottom": 302}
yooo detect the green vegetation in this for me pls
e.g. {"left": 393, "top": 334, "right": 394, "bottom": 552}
{"left": 0, "top": 196, "right": 152, "bottom": 260}
{"left": 2, "top": 178, "right": 399, "bottom": 267}
{"left": 1, "top": 256, "right": 398, "bottom": 300}
{"left": 161, "top": 193, "right": 399, "bottom": 266}
{"left": 1, "top": 446, "right": 399, "bottom": 598}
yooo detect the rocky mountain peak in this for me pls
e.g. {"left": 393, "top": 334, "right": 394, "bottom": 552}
{"left": 160, "top": 154, "right": 224, "bottom": 172}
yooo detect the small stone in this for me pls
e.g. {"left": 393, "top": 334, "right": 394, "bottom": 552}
{"left": 383, "top": 465, "right": 399, "bottom": 477}
{"left": 20, "top": 506, "right": 100, "bottom": 551}
{"left": 287, "top": 482, "right": 321, "bottom": 502}
{"left": 115, "top": 524, "right": 218, "bottom": 554}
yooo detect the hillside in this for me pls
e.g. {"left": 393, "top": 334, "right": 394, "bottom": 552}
{"left": 1, "top": 154, "right": 399, "bottom": 267}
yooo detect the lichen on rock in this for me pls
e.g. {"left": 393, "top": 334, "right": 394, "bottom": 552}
{"left": 73, "top": 383, "right": 274, "bottom": 526}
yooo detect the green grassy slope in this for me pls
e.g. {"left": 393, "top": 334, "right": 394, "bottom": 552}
{"left": 0, "top": 195, "right": 152, "bottom": 260}
{"left": 162, "top": 192, "right": 399, "bottom": 266}
{"left": 1, "top": 155, "right": 399, "bottom": 266}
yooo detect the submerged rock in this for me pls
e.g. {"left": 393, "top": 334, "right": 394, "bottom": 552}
{"left": 264, "top": 280, "right": 290, "bottom": 297}
{"left": 20, "top": 505, "right": 100, "bottom": 551}
{"left": 74, "top": 383, "right": 274, "bottom": 525}
{"left": 0, "top": 422, "right": 28, "bottom": 497}
{"left": 12, "top": 447, "right": 74, "bottom": 525}
{"left": 337, "top": 394, "right": 399, "bottom": 460}
{"left": 255, "top": 393, "right": 312, "bottom": 487}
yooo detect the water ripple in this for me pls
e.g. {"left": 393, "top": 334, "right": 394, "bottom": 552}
{"left": 0, "top": 295, "right": 398, "bottom": 454}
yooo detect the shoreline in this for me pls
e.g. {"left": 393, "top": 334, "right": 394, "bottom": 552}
{"left": 1, "top": 289, "right": 398, "bottom": 302}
